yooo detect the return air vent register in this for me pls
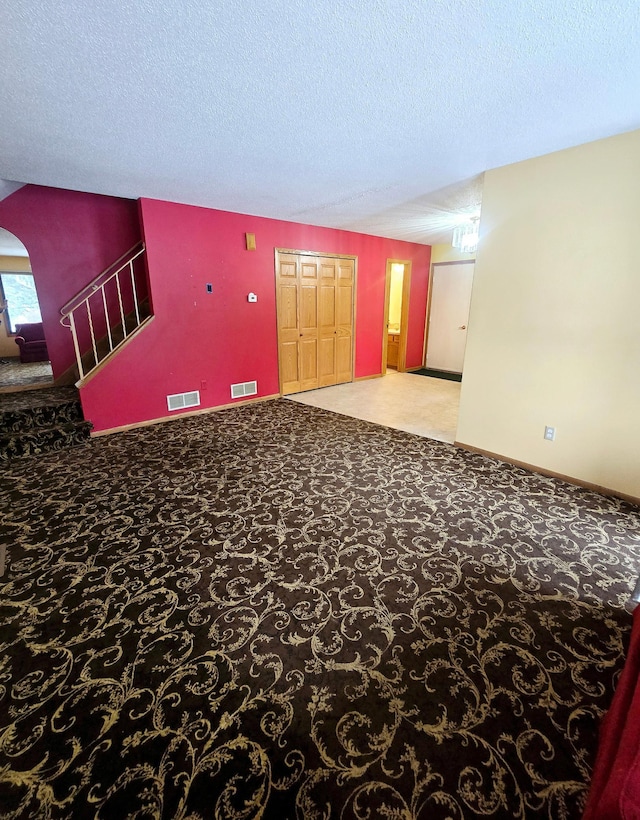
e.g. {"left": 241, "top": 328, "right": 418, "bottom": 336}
{"left": 231, "top": 380, "right": 257, "bottom": 399}
{"left": 167, "top": 390, "right": 201, "bottom": 411}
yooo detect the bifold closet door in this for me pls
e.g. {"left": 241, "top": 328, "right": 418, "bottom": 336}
{"left": 276, "top": 252, "right": 354, "bottom": 395}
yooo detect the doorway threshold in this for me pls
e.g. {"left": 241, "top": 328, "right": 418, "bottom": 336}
{"left": 411, "top": 368, "right": 462, "bottom": 382}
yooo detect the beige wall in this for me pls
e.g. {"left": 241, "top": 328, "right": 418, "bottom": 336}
{"left": 431, "top": 244, "right": 475, "bottom": 264}
{"left": 456, "top": 129, "right": 640, "bottom": 500}
{"left": 0, "top": 254, "right": 32, "bottom": 357}
{"left": 0, "top": 255, "right": 31, "bottom": 272}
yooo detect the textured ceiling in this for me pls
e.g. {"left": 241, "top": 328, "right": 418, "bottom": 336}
{"left": 1, "top": 0, "right": 640, "bottom": 245}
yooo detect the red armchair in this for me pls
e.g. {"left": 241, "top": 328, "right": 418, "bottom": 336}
{"left": 14, "top": 322, "right": 49, "bottom": 363}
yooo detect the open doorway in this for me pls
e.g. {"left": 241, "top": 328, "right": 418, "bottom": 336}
{"left": 382, "top": 259, "right": 411, "bottom": 372}
{"left": 0, "top": 227, "right": 52, "bottom": 391}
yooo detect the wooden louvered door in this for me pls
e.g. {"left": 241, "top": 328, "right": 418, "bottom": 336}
{"left": 276, "top": 251, "right": 354, "bottom": 395}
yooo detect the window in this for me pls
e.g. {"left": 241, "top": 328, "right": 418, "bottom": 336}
{"left": 0, "top": 272, "right": 42, "bottom": 334}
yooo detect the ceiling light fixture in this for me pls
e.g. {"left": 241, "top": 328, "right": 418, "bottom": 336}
{"left": 452, "top": 217, "right": 480, "bottom": 254}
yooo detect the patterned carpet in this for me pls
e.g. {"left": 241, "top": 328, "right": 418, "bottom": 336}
{"left": 0, "top": 387, "right": 92, "bottom": 462}
{"left": 0, "top": 357, "right": 53, "bottom": 389}
{"left": 1, "top": 399, "right": 639, "bottom": 819}
{"left": 0, "top": 385, "right": 80, "bottom": 416}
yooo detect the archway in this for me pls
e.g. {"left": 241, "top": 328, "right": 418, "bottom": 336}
{"left": 0, "top": 227, "right": 52, "bottom": 390}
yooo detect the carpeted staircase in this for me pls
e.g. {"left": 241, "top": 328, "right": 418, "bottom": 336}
{"left": 0, "top": 386, "right": 93, "bottom": 461}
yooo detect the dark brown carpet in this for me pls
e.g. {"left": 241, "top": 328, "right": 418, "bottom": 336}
{"left": 1, "top": 398, "right": 639, "bottom": 818}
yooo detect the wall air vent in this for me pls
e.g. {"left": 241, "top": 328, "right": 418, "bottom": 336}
{"left": 231, "top": 380, "right": 258, "bottom": 400}
{"left": 167, "top": 390, "right": 201, "bottom": 411}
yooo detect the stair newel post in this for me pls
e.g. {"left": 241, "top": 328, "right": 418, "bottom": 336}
{"left": 69, "top": 311, "right": 84, "bottom": 381}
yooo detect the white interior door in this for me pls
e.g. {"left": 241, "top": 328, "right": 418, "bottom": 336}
{"left": 425, "top": 262, "right": 474, "bottom": 373}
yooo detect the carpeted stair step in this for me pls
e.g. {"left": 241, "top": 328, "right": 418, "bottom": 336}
{"left": 0, "top": 386, "right": 85, "bottom": 432}
{"left": 0, "top": 419, "right": 93, "bottom": 461}
{"left": 0, "top": 386, "right": 93, "bottom": 461}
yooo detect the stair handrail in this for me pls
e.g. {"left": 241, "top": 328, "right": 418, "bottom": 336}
{"left": 60, "top": 241, "right": 146, "bottom": 325}
{"left": 59, "top": 241, "right": 150, "bottom": 384}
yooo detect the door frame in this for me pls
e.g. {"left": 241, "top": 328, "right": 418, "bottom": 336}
{"left": 382, "top": 259, "right": 412, "bottom": 373}
{"left": 422, "top": 259, "right": 475, "bottom": 370}
{"left": 274, "top": 248, "right": 358, "bottom": 395}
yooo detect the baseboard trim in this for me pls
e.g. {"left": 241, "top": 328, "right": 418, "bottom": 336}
{"left": 454, "top": 441, "right": 640, "bottom": 507}
{"left": 90, "top": 393, "right": 281, "bottom": 437}
{"left": 355, "top": 373, "right": 383, "bottom": 381}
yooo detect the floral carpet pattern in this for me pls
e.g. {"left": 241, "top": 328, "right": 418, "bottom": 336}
{"left": 1, "top": 398, "right": 639, "bottom": 819}
{"left": 0, "top": 386, "right": 83, "bottom": 427}
{"left": 0, "top": 387, "right": 92, "bottom": 461}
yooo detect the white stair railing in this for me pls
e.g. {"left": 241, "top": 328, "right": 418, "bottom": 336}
{"left": 60, "top": 242, "right": 150, "bottom": 383}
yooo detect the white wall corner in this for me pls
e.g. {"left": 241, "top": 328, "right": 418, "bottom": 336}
{"left": 0, "top": 179, "right": 25, "bottom": 202}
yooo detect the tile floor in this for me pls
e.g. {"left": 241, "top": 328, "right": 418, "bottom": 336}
{"left": 287, "top": 370, "right": 461, "bottom": 444}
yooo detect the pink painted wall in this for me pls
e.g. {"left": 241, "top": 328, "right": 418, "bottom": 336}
{"left": 80, "top": 198, "right": 431, "bottom": 432}
{"left": 0, "top": 185, "right": 141, "bottom": 377}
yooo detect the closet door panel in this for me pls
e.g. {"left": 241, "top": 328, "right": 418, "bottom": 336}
{"left": 276, "top": 254, "right": 302, "bottom": 394}
{"left": 318, "top": 259, "right": 337, "bottom": 386}
{"left": 299, "top": 337, "right": 319, "bottom": 390}
{"left": 336, "top": 335, "right": 353, "bottom": 384}
{"left": 280, "top": 341, "right": 300, "bottom": 393}
{"left": 279, "top": 258, "right": 297, "bottom": 279}
{"left": 335, "top": 258, "right": 354, "bottom": 383}
{"left": 298, "top": 259, "right": 319, "bottom": 390}
{"left": 278, "top": 285, "right": 298, "bottom": 330}
{"left": 319, "top": 285, "right": 336, "bottom": 327}
{"left": 300, "top": 286, "right": 318, "bottom": 331}
{"left": 319, "top": 337, "right": 336, "bottom": 386}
